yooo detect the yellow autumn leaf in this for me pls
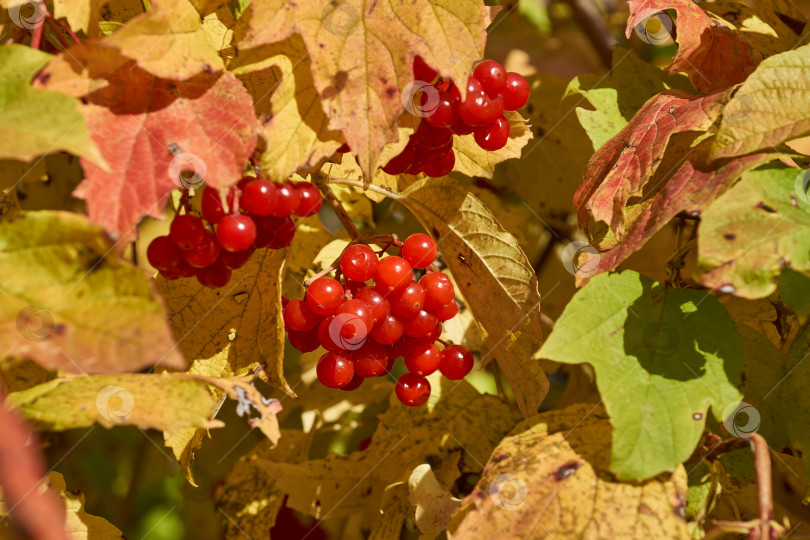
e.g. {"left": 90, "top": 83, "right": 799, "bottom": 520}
{"left": 448, "top": 403, "right": 691, "bottom": 539}
{"left": 452, "top": 111, "right": 532, "bottom": 178}
{"left": 234, "top": 0, "right": 491, "bottom": 179}
{"left": 230, "top": 36, "right": 344, "bottom": 181}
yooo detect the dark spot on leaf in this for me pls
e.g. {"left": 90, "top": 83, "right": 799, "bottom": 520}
{"left": 38, "top": 72, "right": 51, "bottom": 84}
{"left": 692, "top": 412, "right": 703, "bottom": 420}
{"left": 723, "top": 233, "right": 736, "bottom": 241}
{"left": 386, "top": 87, "right": 396, "bottom": 98}
{"left": 203, "top": 64, "right": 212, "bottom": 74}
{"left": 87, "top": 256, "right": 105, "bottom": 273}
{"left": 52, "top": 324, "right": 65, "bottom": 335}
{"left": 553, "top": 460, "right": 581, "bottom": 481}
{"left": 755, "top": 201, "right": 777, "bottom": 213}
{"left": 475, "top": 490, "right": 487, "bottom": 500}
{"left": 492, "top": 453, "right": 508, "bottom": 463}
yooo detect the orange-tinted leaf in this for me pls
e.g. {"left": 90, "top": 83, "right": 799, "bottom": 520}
{"left": 575, "top": 90, "right": 721, "bottom": 235}
{"left": 625, "top": 0, "right": 759, "bottom": 92}
{"left": 36, "top": 43, "right": 257, "bottom": 240}
{"left": 0, "top": 402, "right": 68, "bottom": 540}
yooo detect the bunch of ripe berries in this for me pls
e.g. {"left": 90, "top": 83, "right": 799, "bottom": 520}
{"left": 283, "top": 233, "right": 474, "bottom": 406}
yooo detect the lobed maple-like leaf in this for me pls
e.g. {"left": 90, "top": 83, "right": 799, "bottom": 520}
{"left": 625, "top": 0, "right": 760, "bottom": 92}
{"left": 575, "top": 90, "right": 722, "bottom": 236}
{"left": 35, "top": 42, "right": 257, "bottom": 241}
{"left": 234, "top": 0, "right": 490, "bottom": 179}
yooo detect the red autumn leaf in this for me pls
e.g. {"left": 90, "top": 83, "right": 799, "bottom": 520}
{"left": 625, "top": 0, "right": 759, "bottom": 92}
{"left": 574, "top": 90, "right": 723, "bottom": 235}
{"left": 0, "top": 402, "right": 68, "bottom": 540}
{"left": 581, "top": 145, "right": 771, "bottom": 277}
{"left": 36, "top": 43, "right": 257, "bottom": 241}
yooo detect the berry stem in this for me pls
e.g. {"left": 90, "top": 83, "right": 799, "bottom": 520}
{"left": 30, "top": 17, "right": 44, "bottom": 50}
{"left": 54, "top": 16, "right": 82, "bottom": 45}
{"left": 314, "top": 176, "right": 360, "bottom": 239}
{"left": 302, "top": 233, "right": 398, "bottom": 288}
{"left": 5, "top": 25, "right": 27, "bottom": 45}
{"left": 304, "top": 265, "right": 338, "bottom": 288}
{"left": 44, "top": 17, "right": 71, "bottom": 49}
{"left": 325, "top": 177, "right": 400, "bottom": 200}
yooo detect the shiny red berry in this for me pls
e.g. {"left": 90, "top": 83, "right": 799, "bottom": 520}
{"left": 404, "top": 342, "right": 441, "bottom": 376}
{"left": 370, "top": 314, "right": 405, "bottom": 345}
{"left": 335, "top": 299, "right": 374, "bottom": 341}
{"left": 317, "top": 352, "right": 354, "bottom": 388}
{"left": 403, "top": 309, "right": 439, "bottom": 338}
{"left": 169, "top": 215, "right": 206, "bottom": 250}
{"left": 147, "top": 236, "right": 183, "bottom": 272}
{"left": 351, "top": 341, "right": 389, "bottom": 378}
{"left": 395, "top": 373, "right": 431, "bottom": 406}
{"left": 284, "top": 298, "right": 321, "bottom": 332}
{"left": 196, "top": 261, "right": 231, "bottom": 288}
{"left": 340, "top": 244, "right": 379, "bottom": 282}
{"left": 288, "top": 327, "right": 320, "bottom": 353}
{"left": 217, "top": 214, "right": 257, "bottom": 252}
{"left": 420, "top": 272, "right": 455, "bottom": 309}
{"left": 374, "top": 256, "right": 413, "bottom": 294}
{"left": 389, "top": 281, "right": 426, "bottom": 318}
{"left": 439, "top": 345, "right": 474, "bottom": 379}
{"left": 413, "top": 55, "right": 437, "bottom": 82}
{"left": 183, "top": 232, "right": 221, "bottom": 268}
{"left": 305, "top": 277, "right": 344, "bottom": 316}
{"left": 272, "top": 181, "right": 300, "bottom": 217}
{"left": 434, "top": 301, "right": 459, "bottom": 322}
{"left": 201, "top": 187, "right": 228, "bottom": 224}
{"left": 474, "top": 115, "right": 510, "bottom": 151}
{"left": 401, "top": 233, "right": 437, "bottom": 268}
{"left": 354, "top": 287, "right": 390, "bottom": 323}
{"left": 382, "top": 146, "right": 416, "bottom": 175}
{"left": 474, "top": 60, "right": 507, "bottom": 97}
{"left": 293, "top": 183, "right": 322, "bottom": 217}
{"left": 241, "top": 179, "right": 278, "bottom": 216}
{"left": 503, "top": 72, "right": 530, "bottom": 110}
{"left": 422, "top": 150, "right": 455, "bottom": 178}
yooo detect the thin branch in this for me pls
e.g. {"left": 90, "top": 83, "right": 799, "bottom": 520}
{"left": 563, "top": 0, "right": 616, "bottom": 69}
{"left": 326, "top": 177, "right": 399, "bottom": 199}
{"left": 54, "top": 17, "right": 81, "bottom": 45}
{"left": 44, "top": 17, "right": 70, "bottom": 49}
{"left": 315, "top": 180, "right": 360, "bottom": 239}
{"left": 703, "top": 436, "right": 748, "bottom": 461}
{"left": 29, "top": 19, "right": 44, "bottom": 50}
{"left": 751, "top": 433, "right": 773, "bottom": 540}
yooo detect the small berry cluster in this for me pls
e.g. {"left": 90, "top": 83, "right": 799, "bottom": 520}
{"left": 382, "top": 58, "right": 530, "bottom": 177}
{"left": 147, "top": 179, "right": 322, "bottom": 288}
{"left": 284, "top": 233, "right": 474, "bottom": 406}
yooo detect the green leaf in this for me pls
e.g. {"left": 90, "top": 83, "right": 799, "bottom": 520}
{"left": 396, "top": 177, "right": 548, "bottom": 416}
{"left": 536, "top": 270, "right": 745, "bottom": 480}
{"left": 697, "top": 166, "right": 810, "bottom": 299}
{"left": 779, "top": 268, "right": 810, "bottom": 318}
{"left": 712, "top": 44, "right": 810, "bottom": 159}
{"left": 518, "top": 0, "right": 551, "bottom": 32}
{"left": 0, "top": 44, "right": 103, "bottom": 165}
{"left": 778, "top": 323, "right": 810, "bottom": 502}
{"left": 451, "top": 111, "right": 532, "bottom": 178}
{"left": 0, "top": 211, "right": 185, "bottom": 374}
{"left": 7, "top": 374, "right": 218, "bottom": 433}
{"left": 448, "top": 403, "right": 691, "bottom": 539}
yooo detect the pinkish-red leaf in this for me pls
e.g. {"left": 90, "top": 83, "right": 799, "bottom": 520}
{"left": 36, "top": 43, "right": 257, "bottom": 241}
{"left": 574, "top": 90, "right": 723, "bottom": 234}
{"left": 0, "top": 402, "right": 68, "bottom": 540}
{"left": 625, "top": 0, "right": 759, "bottom": 92}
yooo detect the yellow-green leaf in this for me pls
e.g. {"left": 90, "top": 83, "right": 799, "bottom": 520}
{"left": 452, "top": 111, "right": 532, "bottom": 178}
{"left": 7, "top": 373, "right": 219, "bottom": 433}
{"left": 0, "top": 45, "right": 103, "bottom": 165}
{"left": 448, "top": 404, "right": 690, "bottom": 539}
{"left": 396, "top": 178, "right": 548, "bottom": 416}
{"left": 0, "top": 211, "right": 185, "bottom": 374}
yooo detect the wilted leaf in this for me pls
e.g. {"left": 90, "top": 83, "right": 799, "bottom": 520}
{"left": 448, "top": 403, "right": 690, "bottom": 539}
{"left": 778, "top": 324, "right": 810, "bottom": 502}
{"left": 36, "top": 42, "right": 256, "bottom": 240}
{"left": 235, "top": 0, "right": 490, "bottom": 178}
{"left": 7, "top": 373, "right": 219, "bottom": 433}
{"left": 230, "top": 36, "right": 343, "bottom": 181}
{"left": 0, "top": 211, "right": 184, "bottom": 374}
{"left": 0, "top": 45, "right": 103, "bottom": 166}
{"left": 0, "top": 404, "right": 68, "bottom": 540}
{"left": 452, "top": 112, "right": 532, "bottom": 178}
{"left": 409, "top": 464, "right": 461, "bottom": 538}
{"left": 217, "top": 380, "right": 520, "bottom": 533}
{"left": 396, "top": 178, "right": 548, "bottom": 416}
{"left": 779, "top": 268, "right": 810, "bottom": 318}
{"left": 625, "top": 0, "right": 759, "bottom": 92}
{"left": 104, "top": 0, "right": 225, "bottom": 79}
{"left": 712, "top": 44, "right": 810, "bottom": 160}
{"left": 536, "top": 270, "right": 745, "bottom": 480}
{"left": 697, "top": 166, "right": 810, "bottom": 298}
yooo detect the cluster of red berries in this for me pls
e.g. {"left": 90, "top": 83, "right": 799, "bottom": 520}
{"left": 283, "top": 233, "right": 474, "bottom": 406}
{"left": 147, "top": 178, "right": 322, "bottom": 288}
{"left": 381, "top": 58, "right": 530, "bottom": 177}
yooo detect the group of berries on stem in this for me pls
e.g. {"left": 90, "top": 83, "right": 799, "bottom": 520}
{"left": 381, "top": 57, "right": 530, "bottom": 177}
{"left": 283, "top": 233, "right": 474, "bottom": 407}
{"left": 147, "top": 178, "right": 322, "bottom": 288}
